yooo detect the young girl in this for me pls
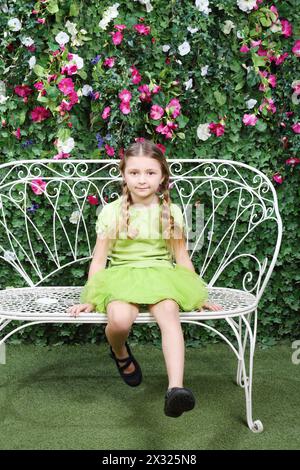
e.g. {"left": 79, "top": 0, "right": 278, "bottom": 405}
{"left": 67, "top": 139, "right": 222, "bottom": 418}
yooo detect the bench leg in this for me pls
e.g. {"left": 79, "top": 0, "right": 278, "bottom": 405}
{"left": 0, "top": 318, "right": 13, "bottom": 364}
{"left": 227, "top": 310, "right": 263, "bottom": 433}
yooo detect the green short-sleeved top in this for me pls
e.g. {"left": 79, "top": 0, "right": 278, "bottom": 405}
{"left": 95, "top": 196, "right": 187, "bottom": 268}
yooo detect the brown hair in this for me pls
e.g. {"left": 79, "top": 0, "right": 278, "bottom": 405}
{"left": 106, "top": 139, "right": 185, "bottom": 262}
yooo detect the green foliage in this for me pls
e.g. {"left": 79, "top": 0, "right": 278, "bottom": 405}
{"left": 0, "top": 0, "right": 299, "bottom": 346}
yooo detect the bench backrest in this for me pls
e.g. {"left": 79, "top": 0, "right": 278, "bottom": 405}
{"left": 0, "top": 159, "right": 282, "bottom": 302}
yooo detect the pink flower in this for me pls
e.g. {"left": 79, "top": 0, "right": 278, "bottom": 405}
{"left": 34, "top": 81, "right": 44, "bottom": 91}
{"left": 67, "top": 90, "right": 79, "bottom": 105}
{"left": 103, "top": 57, "right": 115, "bottom": 68}
{"left": 87, "top": 195, "right": 99, "bottom": 205}
{"left": 114, "top": 24, "right": 126, "bottom": 31}
{"left": 135, "top": 137, "right": 145, "bottom": 143}
{"left": 119, "top": 101, "right": 131, "bottom": 114}
{"left": 165, "top": 98, "right": 181, "bottom": 118}
{"left": 156, "top": 143, "right": 166, "bottom": 154}
{"left": 14, "top": 85, "right": 33, "bottom": 98}
{"left": 138, "top": 84, "right": 152, "bottom": 102}
{"left": 281, "top": 19, "right": 293, "bottom": 38}
{"left": 152, "top": 84, "right": 161, "bottom": 94}
{"left": 253, "top": 0, "right": 263, "bottom": 10}
{"left": 59, "top": 100, "right": 73, "bottom": 112}
{"left": 292, "top": 40, "right": 300, "bottom": 57}
{"left": 105, "top": 144, "right": 115, "bottom": 156}
{"left": 111, "top": 31, "right": 123, "bottom": 45}
{"left": 102, "top": 106, "right": 111, "bottom": 119}
{"left": 130, "top": 66, "right": 142, "bottom": 84}
{"left": 47, "top": 74, "right": 58, "bottom": 83}
{"left": 118, "top": 89, "right": 132, "bottom": 103}
{"left": 53, "top": 152, "right": 70, "bottom": 160}
{"left": 14, "top": 127, "right": 21, "bottom": 140}
{"left": 61, "top": 64, "right": 78, "bottom": 75}
{"left": 30, "top": 106, "right": 51, "bottom": 122}
{"left": 31, "top": 178, "right": 47, "bottom": 195}
{"left": 250, "top": 40, "right": 262, "bottom": 48}
{"left": 150, "top": 105, "right": 164, "bottom": 120}
{"left": 209, "top": 122, "right": 225, "bottom": 136}
{"left": 259, "top": 98, "right": 276, "bottom": 114}
{"left": 285, "top": 157, "right": 300, "bottom": 166}
{"left": 133, "top": 24, "right": 151, "bottom": 35}
{"left": 58, "top": 78, "right": 75, "bottom": 95}
{"left": 240, "top": 44, "right": 250, "bottom": 53}
{"left": 37, "top": 18, "right": 46, "bottom": 24}
{"left": 292, "top": 123, "right": 300, "bottom": 133}
{"left": 243, "top": 114, "right": 258, "bottom": 126}
{"left": 273, "top": 52, "right": 289, "bottom": 66}
{"left": 268, "top": 74, "right": 276, "bottom": 88}
{"left": 272, "top": 174, "right": 283, "bottom": 184}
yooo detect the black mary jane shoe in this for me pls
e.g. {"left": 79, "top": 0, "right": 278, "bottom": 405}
{"left": 109, "top": 341, "right": 143, "bottom": 387}
{"left": 164, "top": 387, "right": 196, "bottom": 417}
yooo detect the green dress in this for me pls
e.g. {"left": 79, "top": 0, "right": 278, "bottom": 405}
{"left": 80, "top": 196, "right": 208, "bottom": 314}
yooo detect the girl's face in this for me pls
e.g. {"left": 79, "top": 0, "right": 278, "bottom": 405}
{"left": 123, "top": 156, "right": 164, "bottom": 203}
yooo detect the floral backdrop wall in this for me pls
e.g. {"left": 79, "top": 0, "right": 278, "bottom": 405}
{"left": 0, "top": 0, "right": 299, "bottom": 346}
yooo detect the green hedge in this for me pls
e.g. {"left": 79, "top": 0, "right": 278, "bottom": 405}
{"left": 0, "top": 0, "right": 299, "bottom": 347}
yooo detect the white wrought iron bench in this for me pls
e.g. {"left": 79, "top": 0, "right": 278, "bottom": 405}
{"left": 0, "top": 159, "right": 282, "bottom": 432}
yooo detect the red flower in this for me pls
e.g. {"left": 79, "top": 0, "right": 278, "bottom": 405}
{"left": 14, "top": 85, "right": 33, "bottom": 98}
{"left": 30, "top": 106, "right": 51, "bottom": 122}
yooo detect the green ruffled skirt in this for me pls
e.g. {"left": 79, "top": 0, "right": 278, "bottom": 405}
{"left": 80, "top": 264, "right": 208, "bottom": 314}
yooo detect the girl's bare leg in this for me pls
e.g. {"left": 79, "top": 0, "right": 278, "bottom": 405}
{"left": 148, "top": 299, "right": 184, "bottom": 389}
{"left": 105, "top": 300, "right": 140, "bottom": 374}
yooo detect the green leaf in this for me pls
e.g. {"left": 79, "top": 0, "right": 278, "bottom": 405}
{"left": 69, "top": 2, "right": 80, "bottom": 16}
{"left": 177, "top": 114, "right": 189, "bottom": 129}
{"left": 33, "top": 65, "right": 45, "bottom": 77}
{"left": 214, "top": 90, "right": 227, "bottom": 106}
{"left": 47, "top": 0, "right": 59, "bottom": 14}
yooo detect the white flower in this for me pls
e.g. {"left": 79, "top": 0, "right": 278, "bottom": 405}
{"left": 69, "top": 210, "right": 81, "bottom": 224}
{"left": 162, "top": 44, "right": 170, "bottom": 53}
{"left": 201, "top": 65, "right": 209, "bottom": 76}
{"left": 246, "top": 99, "right": 257, "bottom": 109}
{"left": 57, "top": 137, "right": 75, "bottom": 153}
{"left": 236, "top": 30, "right": 245, "bottom": 39}
{"left": 0, "top": 95, "right": 9, "bottom": 104}
{"left": 99, "top": 3, "right": 120, "bottom": 30}
{"left": 195, "top": 0, "right": 211, "bottom": 15}
{"left": 69, "top": 53, "right": 84, "bottom": 69}
{"left": 20, "top": 36, "right": 34, "bottom": 46}
{"left": 222, "top": 20, "right": 236, "bottom": 35}
{"left": 187, "top": 26, "right": 199, "bottom": 34}
{"left": 292, "top": 93, "right": 300, "bottom": 105}
{"left": 28, "top": 56, "right": 36, "bottom": 69}
{"left": 184, "top": 78, "right": 193, "bottom": 90}
{"left": 270, "top": 21, "right": 282, "bottom": 33}
{"left": 178, "top": 40, "right": 191, "bottom": 56}
{"left": 66, "top": 21, "right": 78, "bottom": 37}
{"left": 55, "top": 31, "right": 70, "bottom": 45}
{"left": 4, "top": 250, "right": 17, "bottom": 262}
{"left": 197, "top": 123, "right": 211, "bottom": 141}
{"left": 7, "top": 18, "right": 22, "bottom": 31}
{"left": 237, "top": 0, "right": 257, "bottom": 13}
{"left": 82, "top": 85, "right": 93, "bottom": 96}
{"left": 133, "top": 0, "right": 153, "bottom": 13}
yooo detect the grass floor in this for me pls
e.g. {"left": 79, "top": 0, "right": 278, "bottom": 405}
{"left": 0, "top": 342, "right": 299, "bottom": 450}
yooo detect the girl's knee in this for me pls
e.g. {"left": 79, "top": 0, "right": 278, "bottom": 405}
{"left": 106, "top": 301, "right": 138, "bottom": 332}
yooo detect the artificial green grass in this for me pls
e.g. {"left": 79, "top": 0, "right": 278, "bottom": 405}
{"left": 0, "top": 342, "right": 299, "bottom": 450}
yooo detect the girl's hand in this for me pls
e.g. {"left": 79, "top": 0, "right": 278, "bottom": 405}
{"left": 66, "top": 303, "right": 95, "bottom": 317}
{"left": 197, "top": 301, "right": 223, "bottom": 312}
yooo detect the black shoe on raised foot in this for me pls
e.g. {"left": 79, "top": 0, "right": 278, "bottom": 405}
{"left": 164, "top": 387, "right": 195, "bottom": 417}
{"left": 109, "top": 341, "right": 142, "bottom": 387}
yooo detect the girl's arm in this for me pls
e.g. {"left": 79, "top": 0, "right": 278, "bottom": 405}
{"left": 88, "top": 235, "right": 110, "bottom": 279}
{"left": 173, "top": 237, "right": 196, "bottom": 273}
